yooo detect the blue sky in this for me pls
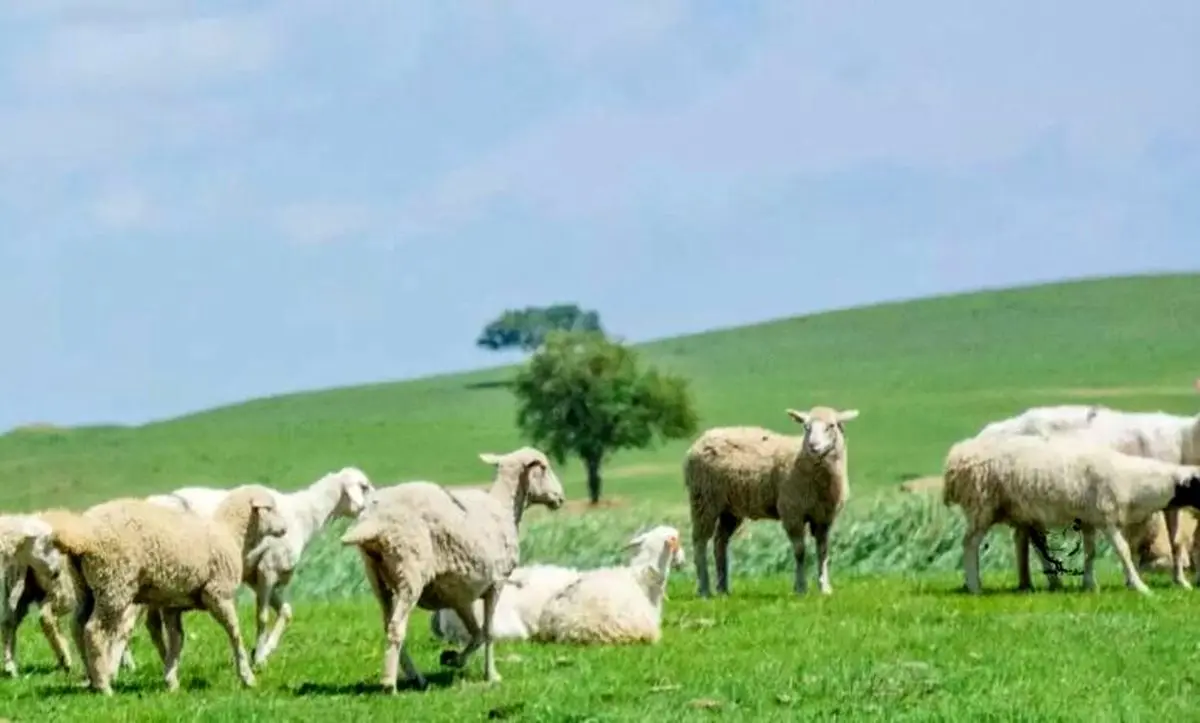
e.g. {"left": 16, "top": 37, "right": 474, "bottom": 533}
{"left": 1, "top": 1, "right": 1197, "bottom": 430}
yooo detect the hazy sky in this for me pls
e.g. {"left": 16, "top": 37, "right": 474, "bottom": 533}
{"left": 1, "top": 1, "right": 1197, "bottom": 430}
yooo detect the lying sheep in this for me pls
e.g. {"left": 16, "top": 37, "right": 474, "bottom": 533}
{"left": 975, "top": 405, "right": 1108, "bottom": 438}
{"left": 430, "top": 563, "right": 581, "bottom": 645}
{"left": 340, "top": 447, "right": 565, "bottom": 692}
{"left": 684, "top": 406, "right": 859, "bottom": 597}
{"left": 531, "top": 525, "right": 686, "bottom": 646}
{"left": 430, "top": 525, "right": 686, "bottom": 645}
{"left": 144, "top": 467, "right": 374, "bottom": 668}
{"left": 46, "top": 485, "right": 288, "bottom": 694}
{"left": 942, "top": 431, "right": 1200, "bottom": 595}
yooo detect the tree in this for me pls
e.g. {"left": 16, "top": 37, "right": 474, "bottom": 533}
{"left": 511, "top": 330, "right": 699, "bottom": 504}
{"left": 476, "top": 303, "right": 604, "bottom": 354}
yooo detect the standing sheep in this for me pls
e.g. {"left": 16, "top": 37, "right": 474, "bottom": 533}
{"left": 48, "top": 485, "right": 288, "bottom": 694}
{"left": 942, "top": 432, "right": 1200, "bottom": 595}
{"left": 340, "top": 447, "right": 565, "bottom": 692}
{"left": 0, "top": 513, "right": 75, "bottom": 677}
{"left": 684, "top": 406, "right": 859, "bottom": 597}
{"left": 143, "top": 467, "right": 374, "bottom": 668}
{"left": 530, "top": 525, "right": 687, "bottom": 646}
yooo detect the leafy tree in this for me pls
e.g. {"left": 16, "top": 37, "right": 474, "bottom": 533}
{"left": 512, "top": 330, "right": 699, "bottom": 504}
{"left": 476, "top": 304, "right": 603, "bottom": 353}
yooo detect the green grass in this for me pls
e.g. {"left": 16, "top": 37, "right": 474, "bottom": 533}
{"left": 2, "top": 271, "right": 1199, "bottom": 719}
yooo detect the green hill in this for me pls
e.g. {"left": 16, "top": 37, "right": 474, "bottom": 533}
{"left": 4, "top": 272, "right": 1197, "bottom": 514}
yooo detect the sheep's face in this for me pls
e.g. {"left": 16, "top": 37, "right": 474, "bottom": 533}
{"left": 334, "top": 468, "right": 375, "bottom": 518}
{"left": 627, "top": 526, "right": 686, "bottom": 570}
{"left": 787, "top": 406, "right": 859, "bottom": 458}
{"left": 251, "top": 498, "right": 289, "bottom": 539}
{"left": 480, "top": 449, "right": 566, "bottom": 511}
{"left": 1169, "top": 469, "right": 1200, "bottom": 511}
{"left": 664, "top": 531, "right": 686, "bottom": 570}
{"left": 20, "top": 532, "right": 64, "bottom": 587}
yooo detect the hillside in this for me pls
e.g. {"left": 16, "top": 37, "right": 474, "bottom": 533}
{"left": 3, "top": 272, "right": 1198, "bottom": 512}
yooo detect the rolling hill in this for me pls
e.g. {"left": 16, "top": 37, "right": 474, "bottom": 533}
{"left": 3, "top": 272, "right": 1198, "bottom": 514}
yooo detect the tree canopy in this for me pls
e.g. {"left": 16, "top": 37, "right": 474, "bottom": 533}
{"left": 476, "top": 303, "right": 604, "bottom": 353}
{"left": 511, "top": 330, "right": 699, "bottom": 504}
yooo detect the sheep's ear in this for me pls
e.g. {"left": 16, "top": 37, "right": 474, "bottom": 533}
{"left": 836, "top": 409, "right": 859, "bottom": 423}
{"left": 478, "top": 453, "right": 503, "bottom": 465}
{"left": 786, "top": 409, "right": 810, "bottom": 425}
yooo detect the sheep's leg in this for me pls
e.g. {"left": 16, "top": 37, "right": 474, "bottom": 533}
{"left": 1081, "top": 527, "right": 1098, "bottom": 591}
{"left": 1, "top": 585, "right": 33, "bottom": 677}
{"left": 1105, "top": 526, "right": 1153, "bottom": 595}
{"left": 811, "top": 520, "right": 834, "bottom": 595}
{"left": 690, "top": 510, "right": 718, "bottom": 599}
{"left": 1013, "top": 527, "right": 1033, "bottom": 591}
{"left": 255, "top": 574, "right": 294, "bottom": 667}
{"left": 250, "top": 575, "right": 273, "bottom": 667}
{"left": 480, "top": 585, "right": 501, "bottom": 683}
{"left": 202, "top": 592, "right": 255, "bottom": 688}
{"left": 714, "top": 512, "right": 741, "bottom": 596}
{"left": 783, "top": 519, "right": 809, "bottom": 595}
{"left": 961, "top": 522, "right": 990, "bottom": 594}
{"left": 145, "top": 607, "right": 169, "bottom": 667}
{"left": 83, "top": 595, "right": 127, "bottom": 695}
{"left": 161, "top": 610, "right": 184, "bottom": 692}
{"left": 381, "top": 589, "right": 421, "bottom": 693}
{"left": 39, "top": 608, "right": 73, "bottom": 672}
{"left": 1164, "top": 508, "right": 1191, "bottom": 589}
{"left": 106, "top": 604, "right": 141, "bottom": 681}
{"left": 439, "top": 596, "right": 485, "bottom": 671}
{"left": 1025, "top": 526, "right": 1063, "bottom": 591}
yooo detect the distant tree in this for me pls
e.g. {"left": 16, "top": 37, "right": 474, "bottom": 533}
{"left": 511, "top": 330, "right": 699, "bottom": 504}
{"left": 476, "top": 304, "right": 604, "bottom": 353}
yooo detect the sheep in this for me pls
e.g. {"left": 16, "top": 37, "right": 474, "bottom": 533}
{"left": 529, "top": 525, "right": 687, "bottom": 646}
{"left": 941, "top": 431, "right": 1200, "bottom": 595}
{"left": 977, "top": 405, "right": 1200, "bottom": 585}
{"left": 429, "top": 563, "right": 581, "bottom": 646}
{"left": 0, "top": 513, "right": 75, "bottom": 677}
{"left": 142, "top": 467, "right": 374, "bottom": 668}
{"left": 45, "top": 485, "right": 288, "bottom": 694}
{"left": 339, "top": 447, "right": 565, "bottom": 693}
{"left": 430, "top": 525, "right": 686, "bottom": 646}
{"left": 684, "top": 406, "right": 859, "bottom": 598}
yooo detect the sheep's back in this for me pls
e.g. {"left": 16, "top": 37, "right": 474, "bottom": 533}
{"left": 535, "top": 569, "right": 660, "bottom": 644}
{"left": 684, "top": 427, "right": 798, "bottom": 519}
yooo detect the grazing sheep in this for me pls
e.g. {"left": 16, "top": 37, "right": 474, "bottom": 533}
{"left": 143, "top": 467, "right": 374, "bottom": 668}
{"left": 530, "top": 525, "right": 687, "bottom": 646}
{"left": 684, "top": 406, "right": 859, "bottom": 597}
{"left": 0, "top": 513, "right": 75, "bottom": 677}
{"left": 47, "top": 485, "right": 288, "bottom": 695}
{"left": 979, "top": 405, "right": 1200, "bottom": 584}
{"left": 340, "top": 447, "right": 565, "bottom": 692}
{"left": 942, "top": 432, "right": 1200, "bottom": 595}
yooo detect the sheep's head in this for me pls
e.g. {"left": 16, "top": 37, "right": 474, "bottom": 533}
{"left": 247, "top": 491, "right": 288, "bottom": 540}
{"left": 331, "top": 466, "right": 375, "bottom": 518}
{"left": 480, "top": 447, "right": 565, "bottom": 511}
{"left": 9, "top": 516, "right": 63, "bottom": 587}
{"left": 786, "top": 406, "right": 859, "bottom": 459}
{"left": 626, "top": 525, "right": 687, "bottom": 571}
{"left": 1169, "top": 467, "right": 1200, "bottom": 511}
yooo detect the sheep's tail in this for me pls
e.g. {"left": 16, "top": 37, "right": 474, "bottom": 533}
{"left": 340, "top": 518, "right": 384, "bottom": 547}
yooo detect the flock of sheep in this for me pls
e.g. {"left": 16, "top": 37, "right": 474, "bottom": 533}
{"left": 1, "top": 399, "right": 1197, "bottom": 700}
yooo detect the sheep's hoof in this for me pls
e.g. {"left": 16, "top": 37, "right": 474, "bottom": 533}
{"left": 439, "top": 650, "right": 462, "bottom": 668}
{"left": 380, "top": 680, "right": 398, "bottom": 694}
{"left": 2, "top": 664, "right": 16, "bottom": 678}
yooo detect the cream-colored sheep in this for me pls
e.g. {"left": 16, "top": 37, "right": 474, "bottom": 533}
{"left": 684, "top": 406, "right": 859, "bottom": 597}
{"left": 0, "top": 513, "right": 75, "bottom": 677}
{"left": 143, "top": 467, "right": 374, "bottom": 668}
{"left": 530, "top": 525, "right": 686, "bottom": 646}
{"left": 48, "top": 485, "right": 288, "bottom": 695}
{"left": 340, "top": 447, "right": 565, "bottom": 692}
{"left": 942, "top": 432, "right": 1200, "bottom": 595}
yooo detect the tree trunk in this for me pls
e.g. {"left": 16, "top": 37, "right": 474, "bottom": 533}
{"left": 584, "top": 455, "right": 603, "bottom": 505}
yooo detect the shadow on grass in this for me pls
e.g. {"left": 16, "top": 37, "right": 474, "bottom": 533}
{"left": 33, "top": 677, "right": 212, "bottom": 697}
{"left": 463, "top": 379, "right": 513, "bottom": 391}
{"left": 290, "top": 670, "right": 458, "bottom": 696}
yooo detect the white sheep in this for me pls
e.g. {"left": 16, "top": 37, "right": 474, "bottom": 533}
{"left": 44, "top": 485, "right": 288, "bottom": 694}
{"left": 978, "top": 405, "right": 1200, "bottom": 585}
{"left": 429, "top": 563, "right": 581, "bottom": 645}
{"left": 142, "top": 466, "right": 374, "bottom": 668}
{"left": 340, "top": 447, "right": 565, "bottom": 692}
{"left": 530, "top": 525, "right": 686, "bottom": 646}
{"left": 942, "top": 431, "right": 1200, "bottom": 595}
{"left": 0, "top": 513, "right": 75, "bottom": 677}
{"left": 684, "top": 406, "right": 859, "bottom": 597}
{"left": 429, "top": 525, "right": 686, "bottom": 645}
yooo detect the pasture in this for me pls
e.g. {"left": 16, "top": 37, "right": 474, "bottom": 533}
{"left": 2, "top": 272, "right": 1199, "bottom": 720}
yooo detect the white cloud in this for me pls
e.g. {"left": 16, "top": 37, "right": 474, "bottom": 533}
{"left": 272, "top": 201, "right": 375, "bottom": 245}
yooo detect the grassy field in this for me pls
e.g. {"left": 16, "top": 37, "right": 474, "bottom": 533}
{"left": 2, "top": 272, "right": 1199, "bottom": 720}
